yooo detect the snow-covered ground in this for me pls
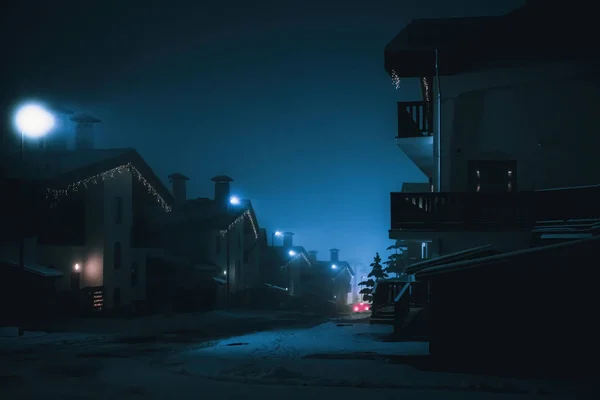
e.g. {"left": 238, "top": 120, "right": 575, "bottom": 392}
{"left": 165, "top": 321, "right": 595, "bottom": 397}
{"left": 1, "top": 315, "right": 596, "bottom": 399}
{"left": 0, "top": 310, "right": 320, "bottom": 354}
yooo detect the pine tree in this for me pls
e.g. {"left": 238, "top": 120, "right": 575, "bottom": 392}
{"left": 358, "top": 252, "right": 388, "bottom": 302}
{"left": 384, "top": 243, "right": 408, "bottom": 277}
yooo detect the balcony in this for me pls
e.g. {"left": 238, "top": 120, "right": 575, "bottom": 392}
{"left": 390, "top": 186, "right": 600, "bottom": 232}
{"left": 397, "top": 101, "right": 433, "bottom": 138}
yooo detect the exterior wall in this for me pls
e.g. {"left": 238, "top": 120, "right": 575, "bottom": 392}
{"left": 130, "top": 248, "right": 147, "bottom": 302}
{"left": 436, "top": 59, "right": 600, "bottom": 191}
{"left": 84, "top": 183, "right": 105, "bottom": 287}
{"left": 102, "top": 170, "right": 134, "bottom": 309}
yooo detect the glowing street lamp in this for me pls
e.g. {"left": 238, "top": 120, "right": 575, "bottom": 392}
{"left": 332, "top": 264, "right": 338, "bottom": 269}
{"left": 13, "top": 102, "right": 55, "bottom": 270}
{"left": 229, "top": 196, "right": 241, "bottom": 205}
{"left": 73, "top": 263, "right": 81, "bottom": 272}
{"left": 288, "top": 250, "right": 296, "bottom": 256}
{"left": 14, "top": 102, "right": 55, "bottom": 159}
{"left": 271, "top": 230, "right": 283, "bottom": 246}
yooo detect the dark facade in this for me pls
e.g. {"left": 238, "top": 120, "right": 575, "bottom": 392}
{"left": 419, "top": 236, "right": 599, "bottom": 378}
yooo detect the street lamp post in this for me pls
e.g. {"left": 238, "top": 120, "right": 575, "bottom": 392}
{"left": 13, "top": 102, "right": 55, "bottom": 269}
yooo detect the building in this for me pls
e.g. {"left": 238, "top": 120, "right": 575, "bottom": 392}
{"left": 307, "top": 248, "right": 355, "bottom": 306}
{"left": 385, "top": 0, "right": 600, "bottom": 256}
{"left": 382, "top": 0, "right": 600, "bottom": 370}
{"left": 262, "top": 233, "right": 312, "bottom": 299}
{"left": 142, "top": 174, "right": 263, "bottom": 308}
{"left": 0, "top": 147, "right": 174, "bottom": 316}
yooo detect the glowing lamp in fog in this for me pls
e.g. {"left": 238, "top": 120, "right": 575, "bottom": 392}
{"left": 74, "top": 263, "right": 80, "bottom": 272}
{"left": 288, "top": 250, "right": 296, "bottom": 256}
{"left": 14, "top": 103, "right": 55, "bottom": 138}
{"left": 331, "top": 264, "right": 337, "bottom": 269}
{"left": 274, "top": 231, "right": 283, "bottom": 237}
{"left": 229, "top": 196, "right": 240, "bottom": 205}
{"left": 223, "top": 270, "right": 227, "bottom": 275}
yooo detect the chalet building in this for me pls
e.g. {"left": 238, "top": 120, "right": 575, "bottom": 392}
{"left": 383, "top": 0, "right": 600, "bottom": 372}
{"left": 386, "top": 0, "right": 600, "bottom": 257}
{"left": 141, "top": 174, "right": 263, "bottom": 309}
{"left": 263, "top": 233, "right": 312, "bottom": 299}
{"left": 0, "top": 147, "right": 174, "bottom": 318}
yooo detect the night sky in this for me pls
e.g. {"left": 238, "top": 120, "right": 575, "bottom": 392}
{"left": 3, "top": 0, "right": 523, "bottom": 273}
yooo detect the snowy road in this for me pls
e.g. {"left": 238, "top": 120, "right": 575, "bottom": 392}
{"left": 1, "top": 314, "right": 596, "bottom": 399}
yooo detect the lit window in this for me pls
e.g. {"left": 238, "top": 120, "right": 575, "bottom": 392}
{"left": 508, "top": 169, "right": 513, "bottom": 177}
{"left": 476, "top": 184, "right": 481, "bottom": 192}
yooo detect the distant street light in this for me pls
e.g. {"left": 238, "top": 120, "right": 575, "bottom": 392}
{"left": 332, "top": 264, "right": 338, "bottom": 269}
{"left": 229, "top": 196, "right": 240, "bottom": 205}
{"left": 73, "top": 263, "right": 80, "bottom": 272}
{"left": 288, "top": 250, "right": 296, "bottom": 256}
{"left": 271, "top": 230, "right": 283, "bottom": 246}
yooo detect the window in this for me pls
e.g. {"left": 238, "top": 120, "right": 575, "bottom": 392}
{"left": 215, "top": 236, "right": 221, "bottom": 254}
{"left": 468, "top": 160, "right": 518, "bottom": 192}
{"left": 114, "top": 242, "right": 122, "bottom": 270}
{"left": 131, "top": 262, "right": 138, "bottom": 287}
{"left": 115, "top": 197, "right": 123, "bottom": 224}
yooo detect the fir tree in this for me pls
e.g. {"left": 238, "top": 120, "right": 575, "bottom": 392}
{"left": 384, "top": 243, "right": 408, "bottom": 277}
{"left": 358, "top": 252, "right": 388, "bottom": 302}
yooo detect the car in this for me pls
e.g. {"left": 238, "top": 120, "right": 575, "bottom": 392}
{"left": 353, "top": 302, "right": 371, "bottom": 312}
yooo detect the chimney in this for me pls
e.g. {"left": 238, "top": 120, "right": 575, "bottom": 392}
{"left": 307, "top": 250, "right": 318, "bottom": 263}
{"left": 283, "top": 232, "right": 294, "bottom": 248}
{"left": 168, "top": 173, "right": 190, "bottom": 205}
{"left": 330, "top": 248, "right": 340, "bottom": 263}
{"left": 71, "top": 114, "right": 101, "bottom": 150}
{"left": 211, "top": 175, "right": 233, "bottom": 213}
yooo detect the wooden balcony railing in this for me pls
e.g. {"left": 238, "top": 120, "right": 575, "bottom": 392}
{"left": 390, "top": 186, "right": 600, "bottom": 231}
{"left": 397, "top": 101, "right": 433, "bottom": 138}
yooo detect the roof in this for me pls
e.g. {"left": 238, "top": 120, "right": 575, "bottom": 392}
{"left": 314, "top": 260, "right": 355, "bottom": 278}
{"left": 1, "top": 148, "right": 174, "bottom": 218}
{"left": 415, "top": 235, "right": 600, "bottom": 279}
{"left": 405, "top": 244, "right": 500, "bottom": 275}
{"left": 0, "top": 260, "right": 64, "bottom": 278}
{"left": 267, "top": 246, "right": 312, "bottom": 268}
{"left": 384, "top": 2, "right": 598, "bottom": 78}
{"left": 386, "top": 16, "right": 500, "bottom": 53}
{"left": 2, "top": 148, "right": 133, "bottom": 180}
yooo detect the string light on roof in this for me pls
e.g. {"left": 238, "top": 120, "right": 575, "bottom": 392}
{"left": 46, "top": 162, "right": 172, "bottom": 212}
{"left": 219, "top": 210, "right": 259, "bottom": 239}
{"left": 421, "top": 76, "right": 431, "bottom": 102}
{"left": 284, "top": 252, "right": 311, "bottom": 267}
{"left": 391, "top": 69, "right": 401, "bottom": 89}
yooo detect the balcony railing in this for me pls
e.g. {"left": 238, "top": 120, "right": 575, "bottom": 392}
{"left": 390, "top": 186, "right": 600, "bottom": 231}
{"left": 397, "top": 101, "right": 433, "bottom": 138}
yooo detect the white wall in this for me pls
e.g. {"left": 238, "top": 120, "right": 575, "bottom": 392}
{"left": 437, "top": 60, "right": 600, "bottom": 191}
